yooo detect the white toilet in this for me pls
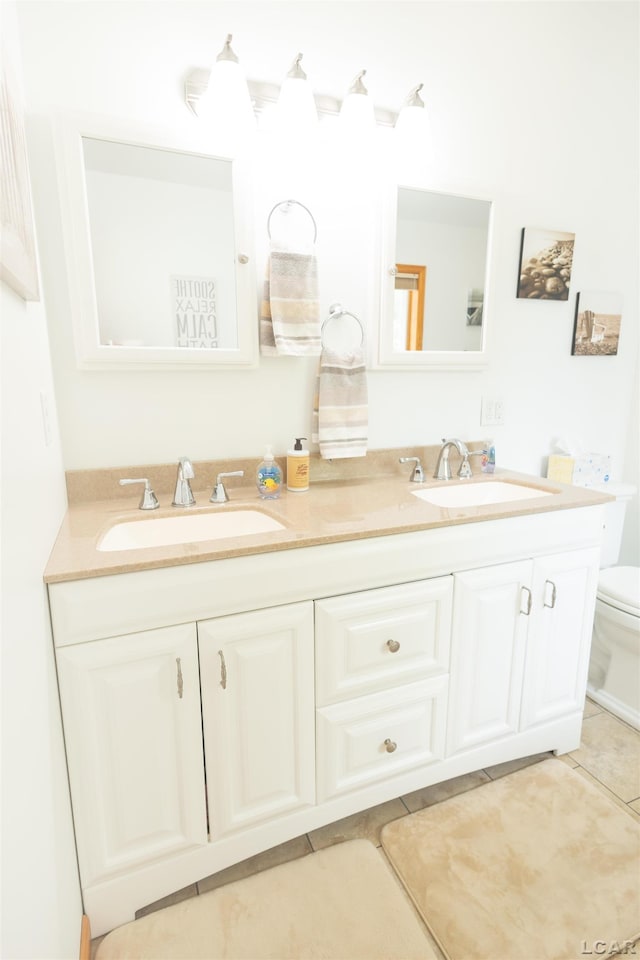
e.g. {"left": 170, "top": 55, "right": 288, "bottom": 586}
{"left": 587, "top": 482, "right": 640, "bottom": 730}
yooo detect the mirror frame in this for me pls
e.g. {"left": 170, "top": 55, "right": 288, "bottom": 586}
{"left": 54, "top": 113, "right": 258, "bottom": 370}
{"left": 373, "top": 179, "right": 493, "bottom": 371}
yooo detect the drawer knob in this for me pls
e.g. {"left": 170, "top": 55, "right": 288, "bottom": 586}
{"left": 386, "top": 639, "right": 400, "bottom": 653}
{"left": 384, "top": 738, "right": 397, "bottom": 753}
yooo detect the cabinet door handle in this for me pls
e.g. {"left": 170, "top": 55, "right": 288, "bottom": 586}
{"left": 384, "top": 738, "right": 397, "bottom": 753}
{"left": 544, "top": 579, "right": 557, "bottom": 609}
{"left": 520, "top": 586, "right": 532, "bottom": 616}
{"left": 386, "top": 639, "right": 401, "bottom": 653}
{"left": 176, "top": 657, "right": 184, "bottom": 699}
{"left": 218, "top": 650, "right": 227, "bottom": 690}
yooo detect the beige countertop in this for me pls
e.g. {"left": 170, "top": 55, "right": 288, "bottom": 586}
{"left": 44, "top": 447, "right": 612, "bottom": 584}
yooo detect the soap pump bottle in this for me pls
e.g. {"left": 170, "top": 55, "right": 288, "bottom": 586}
{"left": 287, "top": 437, "right": 309, "bottom": 492}
{"left": 256, "top": 445, "right": 283, "bottom": 499}
{"left": 481, "top": 439, "right": 496, "bottom": 474}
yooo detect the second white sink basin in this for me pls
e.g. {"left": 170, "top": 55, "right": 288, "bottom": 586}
{"left": 98, "top": 508, "right": 286, "bottom": 552}
{"left": 412, "top": 479, "right": 554, "bottom": 509}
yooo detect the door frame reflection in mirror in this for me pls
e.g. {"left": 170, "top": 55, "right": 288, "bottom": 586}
{"left": 395, "top": 264, "right": 427, "bottom": 350}
{"left": 375, "top": 180, "right": 493, "bottom": 370}
{"left": 54, "top": 113, "right": 258, "bottom": 370}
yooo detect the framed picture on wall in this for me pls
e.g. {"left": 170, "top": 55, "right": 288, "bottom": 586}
{"left": 516, "top": 227, "right": 574, "bottom": 301}
{"left": 571, "top": 291, "right": 622, "bottom": 356}
{"left": 0, "top": 44, "right": 39, "bottom": 301}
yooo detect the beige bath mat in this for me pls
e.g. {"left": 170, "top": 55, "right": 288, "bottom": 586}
{"left": 95, "top": 838, "right": 438, "bottom": 959}
{"left": 381, "top": 759, "right": 640, "bottom": 960}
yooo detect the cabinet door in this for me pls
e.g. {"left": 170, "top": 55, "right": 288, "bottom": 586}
{"left": 199, "top": 602, "right": 315, "bottom": 837}
{"left": 521, "top": 547, "right": 600, "bottom": 728}
{"left": 447, "top": 561, "right": 531, "bottom": 755}
{"left": 56, "top": 624, "right": 207, "bottom": 886}
{"left": 315, "top": 577, "right": 452, "bottom": 706}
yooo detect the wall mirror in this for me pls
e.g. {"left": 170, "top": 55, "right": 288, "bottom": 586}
{"left": 55, "top": 116, "right": 258, "bottom": 369}
{"left": 376, "top": 183, "right": 493, "bottom": 369}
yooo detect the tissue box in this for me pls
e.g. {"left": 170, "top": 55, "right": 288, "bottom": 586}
{"left": 547, "top": 453, "right": 611, "bottom": 487}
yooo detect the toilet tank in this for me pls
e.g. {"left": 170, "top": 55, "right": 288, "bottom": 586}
{"left": 595, "top": 482, "right": 637, "bottom": 568}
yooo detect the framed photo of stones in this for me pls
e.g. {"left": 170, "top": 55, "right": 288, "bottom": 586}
{"left": 571, "top": 291, "right": 622, "bottom": 356}
{"left": 516, "top": 227, "right": 574, "bottom": 301}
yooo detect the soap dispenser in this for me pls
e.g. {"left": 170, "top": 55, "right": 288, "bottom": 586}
{"left": 256, "top": 445, "right": 283, "bottom": 499}
{"left": 287, "top": 438, "right": 309, "bottom": 492}
{"left": 481, "top": 439, "right": 496, "bottom": 474}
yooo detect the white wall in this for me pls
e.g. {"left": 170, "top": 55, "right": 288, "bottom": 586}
{"left": 1, "top": 6, "right": 82, "bottom": 957}
{"left": 16, "top": 2, "right": 638, "bottom": 511}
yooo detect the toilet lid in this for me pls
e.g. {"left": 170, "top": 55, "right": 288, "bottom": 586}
{"left": 598, "top": 566, "right": 640, "bottom": 615}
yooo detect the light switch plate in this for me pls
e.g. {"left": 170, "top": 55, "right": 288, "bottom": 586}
{"left": 481, "top": 396, "right": 505, "bottom": 426}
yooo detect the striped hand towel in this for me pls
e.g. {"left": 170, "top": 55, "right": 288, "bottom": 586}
{"left": 259, "top": 247, "right": 321, "bottom": 356}
{"left": 312, "top": 346, "right": 368, "bottom": 459}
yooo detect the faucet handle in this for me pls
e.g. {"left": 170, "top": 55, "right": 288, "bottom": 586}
{"left": 210, "top": 470, "right": 244, "bottom": 504}
{"left": 119, "top": 477, "right": 159, "bottom": 510}
{"left": 399, "top": 457, "right": 425, "bottom": 483}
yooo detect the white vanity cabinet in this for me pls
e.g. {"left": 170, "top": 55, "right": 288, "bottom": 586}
{"left": 55, "top": 623, "right": 207, "bottom": 887}
{"left": 446, "top": 547, "right": 601, "bottom": 756}
{"left": 315, "top": 578, "right": 452, "bottom": 800}
{"left": 47, "top": 503, "right": 605, "bottom": 935}
{"left": 198, "top": 602, "right": 316, "bottom": 838}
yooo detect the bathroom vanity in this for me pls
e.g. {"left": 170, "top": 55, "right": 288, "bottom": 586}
{"left": 45, "top": 458, "right": 609, "bottom": 935}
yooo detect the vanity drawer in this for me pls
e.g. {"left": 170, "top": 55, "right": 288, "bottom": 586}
{"left": 316, "top": 676, "right": 448, "bottom": 802}
{"left": 315, "top": 577, "right": 452, "bottom": 706}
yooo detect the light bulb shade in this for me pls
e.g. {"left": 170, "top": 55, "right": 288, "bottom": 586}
{"left": 340, "top": 91, "right": 376, "bottom": 130}
{"left": 339, "top": 70, "right": 375, "bottom": 131}
{"left": 276, "top": 54, "right": 318, "bottom": 130}
{"left": 394, "top": 83, "right": 429, "bottom": 145}
{"left": 198, "top": 38, "right": 256, "bottom": 151}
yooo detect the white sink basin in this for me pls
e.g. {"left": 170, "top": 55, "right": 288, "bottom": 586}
{"left": 98, "top": 508, "right": 286, "bottom": 552}
{"left": 412, "top": 480, "right": 554, "bottom": 509}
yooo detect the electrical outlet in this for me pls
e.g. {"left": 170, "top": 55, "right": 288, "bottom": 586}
{"left": 481, "top": 396, "right": 505, "bottom": 427}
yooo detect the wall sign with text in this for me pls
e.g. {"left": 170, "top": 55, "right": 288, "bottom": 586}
{"left": 171, "top": 275, "right": 218, "bottom": 348}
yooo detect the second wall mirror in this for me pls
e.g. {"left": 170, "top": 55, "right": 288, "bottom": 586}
{"left": 376, "top": 183, "right": 493, "bottom": 370}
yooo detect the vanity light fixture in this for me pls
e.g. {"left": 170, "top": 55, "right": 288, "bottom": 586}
{"left": 276, "top": 53, "right": 318, "bottom": 130}
{"left": 184, "top": 43, "right": 424, "bottom": 138}
{"left": 339, "top": 70, "right": 376, "bottom": 131}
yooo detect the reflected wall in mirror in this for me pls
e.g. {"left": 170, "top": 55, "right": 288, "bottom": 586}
{"left": 55, "top": 116, "right": 257, "bottom": 369}
{"left": 377, "top": 184, "right": 492, "bottom": 370}
{"left": 83, "top": 139, "right": 238, "bottom": 350}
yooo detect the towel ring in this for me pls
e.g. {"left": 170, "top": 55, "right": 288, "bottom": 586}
{"left": 267, "top": 199, "right": 318, "bottom": 244}
{"left": 321, "top": 303, "right": 365, "bottom": 348}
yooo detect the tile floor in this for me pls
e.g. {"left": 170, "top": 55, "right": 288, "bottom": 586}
{"left": 92, "top": 697, "right": 640, "bottom": 955}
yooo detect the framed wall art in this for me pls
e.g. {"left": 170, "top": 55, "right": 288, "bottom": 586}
{"left": 571, "top": 291, "right": 622, "bottom": 356}
{"left": 0, "top": 43, "right": 39, "bottom": 301}
{"left": 516, "top": 227, "right": 574, "bottom": 301}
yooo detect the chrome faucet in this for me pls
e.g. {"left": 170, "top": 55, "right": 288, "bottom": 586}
{"left": 433, "top": 438, "right": 470, "bottom": 481}
{"left": 172, "top": 457, "right": 196, "bottom": 507}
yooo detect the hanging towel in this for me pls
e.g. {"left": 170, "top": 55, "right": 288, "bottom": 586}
{"left": 259, "top": 246, "right": 321, "bottom": 356}
{"left": 312, "top": 346, "right": 368, "bottom": 459}
{"left": 259, "top": 258, "right": 278, "bottom": 356}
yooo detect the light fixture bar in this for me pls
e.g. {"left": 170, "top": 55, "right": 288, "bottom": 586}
{"left": 184, "top": 69, "right": 398, "bottom": 127}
